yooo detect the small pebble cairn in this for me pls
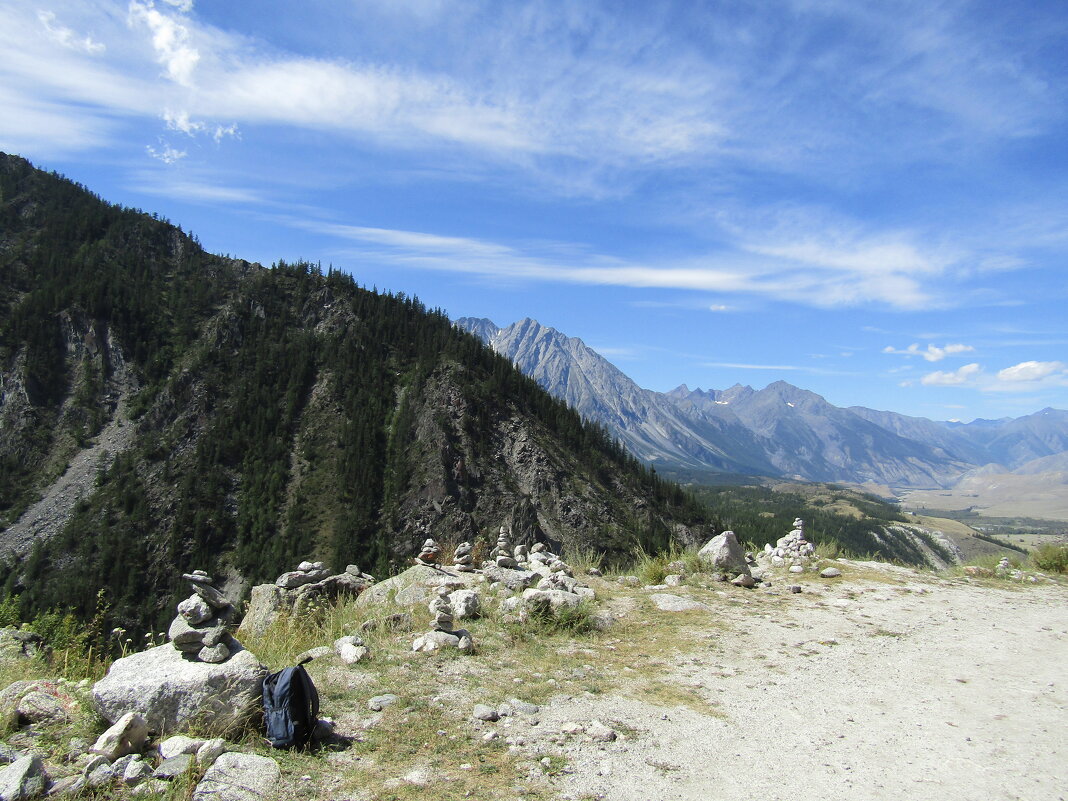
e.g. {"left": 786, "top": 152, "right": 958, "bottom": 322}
{"left": 411, "top": 587, "right": 474, "bottom": 653}
{"left": 762, "top": 518, "right": 815, "bottom": 570}
{"left": 489, "top": 527, "right": 519, "bottom": 569}
{"left": 168, "top": 571, "right": 237, "bottom": 664}
{"left": 415, "top": 538, "right": 441, "bottom": 566}
{"left": 453, "top": 541, "right": 475, "bottom": 572}
{"left": 429, "top": 588, "right": 454, "bottom": 631}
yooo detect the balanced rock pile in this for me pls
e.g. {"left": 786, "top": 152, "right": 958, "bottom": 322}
{"left": 412, "top": 588, "right": 474, "bottom": 653}
{"left": 169, "top": 571, "right": 237, "bottom": 664}
{"left": 240, "top": 561, "right": 376, "bottom": 637}
{"left": 488, "top": 527, "right": 520, "bottom": 569}
{"left": 760, "top": 518, "right": 816, "bottom": 572}
{"left": 415, "top": 539, "right": 441, "bottom": 566}
{"left": 453, "top": 541, "right": 475, "bottom": 572}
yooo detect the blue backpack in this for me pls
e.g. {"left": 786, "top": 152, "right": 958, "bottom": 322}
{"left": 263, "top": 658, "right": 320, "bottom": 749}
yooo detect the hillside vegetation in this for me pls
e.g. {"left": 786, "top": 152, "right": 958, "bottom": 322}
{"left": 0, "top": 153, "right": 707, "bottom": 640}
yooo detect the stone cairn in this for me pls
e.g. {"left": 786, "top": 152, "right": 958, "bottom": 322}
{"left": 275, "top": 561, "right": 330, "bottom": 589}
{"left": 415, "top": 538, "right": 441, "bottom": 567}
{"left": 761, "top": 518, "right": 816, "bottom": 573}
{"left": 429, "top": 587, "right": 454, "bottom": 631}
{"left": 169, "top": 570, "right": 237, "bottom": 664}
{"left": 453, "top": 541, "right": 475, "bottom": 572}
{"left": 411, "top": 587, "right": 474, "bottom": 653}
{"left": 489, "top": 527, "right": 519, "bottom": 569}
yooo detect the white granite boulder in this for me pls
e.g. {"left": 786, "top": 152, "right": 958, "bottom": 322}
{"left": 192, "top": 752, "right": 279, "bottom": 801}
{"left": 92, "top": 643, "right": 267, "bottom": 736}
{"left": 697, "top": 530, "right": 751, "bottom": 576}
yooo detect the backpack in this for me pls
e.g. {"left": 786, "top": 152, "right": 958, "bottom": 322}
{"left": 262, "top": 657, "right": 320, "bottom": 749}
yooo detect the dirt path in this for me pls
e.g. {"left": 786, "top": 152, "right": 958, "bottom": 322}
{"left": 530, "top": 565, "right": 1068, "bottom": 801}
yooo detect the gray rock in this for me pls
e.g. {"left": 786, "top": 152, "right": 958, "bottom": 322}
{"left": 368, "top": 694, "right": 399, "bottom": 712}
{"left": 92, "top": 643, "right": 267, "bottom": 736}
{"left": 448, "top": 590, "right": 482, "bottom": 620}
{"left": 159, "top": 735, "right": 203, "bottom": 760}
{"left": 275, "top": 571, "right": 318, "bottom": 590}
{"left": 0, "top": 745, "right": 20, "bottom": 766}
{"left": 508, "top": 699, "right": 540, "bottom": 715}
{"left": 191, "top": 582, "right": 231, "bottom": 610}
{"left": 520, "top": 588, "right": 581, "bottom": 616}
{"left": 0, "top": 755, "right": 47, "bottom": 800}
{"left": 293, "top": 646, "right": 332, "bottom": 664}
{"left": 177, "top": 596, "right": 214, "bottom": 626}
{"left": 481, "top": 566, "right": 538, "bottom": 592}
{"left": 132, "top": 779, "right": 171, "bottom": 796}
{"left": 731, "top": 574, "right": 756, "bottom": 588}
{"left": 789, "top": 565, "right": 805, "bottom": 574}
{"left": 85, "top": 761, "right": 116, "bottom": 789}
{"left": 789, "top": 585, "right": 802, "bottom": 593}
{"left": 588, "top": 721, "right": 617, "bottom": 742}
{"left": 154, "top": 753, "right": 195, "bottom": 780}
{"left": 649, "top": 593, "right": 710, "bottom": 612}
{"left": 237, "top": 585, "right": 287, "bottom": 637}
{"left": 123, "top": 758, "right": 154, "bottom": 786}
{"left": 663, "top": 574, "right": 684, "bottom": 586}
{"left": 195, "top": 738, "right": 227, "bottom": 768}
{"left": 336, "top": 642, "right": 370, "bottom": 665}
{"left": 192, "top": 753, "right": 280, "bottom": 801}
{"left": 697, "top": 531, "right": 751, "bottom": 576}
{"left": 411, "top": 629, "right": 474, "bottom": 654}
{"left": 820, "top": 567, "right": 842, "bottom": 578}
{"left": 90, "top": 712, "right": 150, "bottom": 761}
{"left": 472, "top": 704, "right": 499, "bottom": 722}
{"left": 616, "top": 575, "right": 640, "bottom": 586}
{"left": 15, "top": 690, "right": 69, "bottom": 724}
{"left": 168, "top": 615, "right": 228, "bottom": 649}
{"left": 198, "top": 642, "right": 231, "bottom": 664}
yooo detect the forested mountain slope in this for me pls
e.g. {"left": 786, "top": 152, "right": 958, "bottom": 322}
{"left": 0, "top": 154, "right": 709, "bottom": 635}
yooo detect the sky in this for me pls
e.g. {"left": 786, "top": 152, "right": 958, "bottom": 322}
{"left": 3, "top": 0, "right": 1067, "bottom": 422}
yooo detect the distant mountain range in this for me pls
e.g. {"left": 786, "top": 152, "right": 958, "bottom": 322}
{"left": 456, "top": 317, "right": 1068, "bottom": 490}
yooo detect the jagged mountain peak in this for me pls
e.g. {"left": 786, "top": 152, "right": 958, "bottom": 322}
{"left": 456, "top": 316, "right": 1068, "bottom": 489}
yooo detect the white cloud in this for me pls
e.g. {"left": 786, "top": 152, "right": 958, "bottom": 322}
{"left": 38, "top": 10, "right": 105, "bottom": 54}
{"left": 128, "top": 0, "right": 199, "bottom": 86}
{"left": 146, "top": 141, "right": 186, "bottom": 163}
{"left": 882, "top": 342, "right": 975, "bottom": 361}
{"left": 920, "top": 363, "right": 982, "bottom": 386}
{"left": 996, "top": 361, "right": 1067, "bottom": 383}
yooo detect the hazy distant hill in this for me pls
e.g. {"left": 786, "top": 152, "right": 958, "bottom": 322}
{"left": 458, "top": 318, "right": 1068, "bottom": 491}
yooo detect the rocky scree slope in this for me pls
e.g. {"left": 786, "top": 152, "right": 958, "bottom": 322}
{"left": 0, "top": 154, "right": 709, "bottom": 637}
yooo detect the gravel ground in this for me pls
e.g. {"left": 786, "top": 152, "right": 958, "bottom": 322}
{"left": 528, "top": 566, "right": 1068, "bottom": 801}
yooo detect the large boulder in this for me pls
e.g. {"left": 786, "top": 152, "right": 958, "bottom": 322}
{"left": 192, "top": 752, "right": 279, "bottom": 801}
{"left": 239, "top": 572, "right": 373, "bottom": 637}
{"left": 355, "top": 565, "right": 479, "bottom": 608}
{"left": 697, "top": 530, "right": 751, "bottom": 577}
{"left": 92, "top": 643, "right": 267, "bottom": 736}
{"left": 0, "top": 755, "right": 47, "bottom": 801}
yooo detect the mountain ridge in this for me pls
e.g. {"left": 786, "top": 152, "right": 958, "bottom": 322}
{"left": 457, "top": 317, "right": 1068, "bottom": 491}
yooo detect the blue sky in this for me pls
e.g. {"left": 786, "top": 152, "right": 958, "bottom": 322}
{"left": 3, "top": 0, "right": 1067, "bottom": 422}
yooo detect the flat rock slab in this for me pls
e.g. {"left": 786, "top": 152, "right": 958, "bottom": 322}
{"left": 192, "top": 753, "right": 279, "bottom": 801}
{"left": 92, "top": 643, "right": 267, "bottom": 736}
{"left": 649, "top": 594, "right": 711, "bottom": 613}
{"left": 356, "top": 565, "right": 480, "bottom": 608}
